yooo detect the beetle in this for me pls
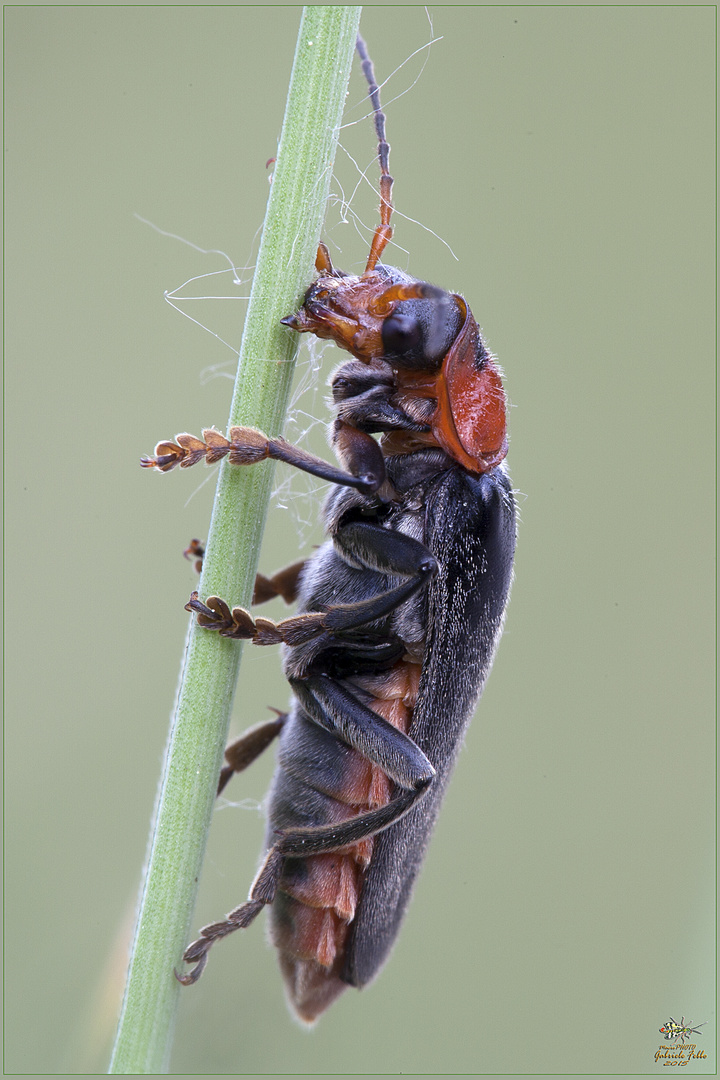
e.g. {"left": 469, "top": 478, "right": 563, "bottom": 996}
{"left": 142, "top": 35, "right": 516, "bottom": 1023}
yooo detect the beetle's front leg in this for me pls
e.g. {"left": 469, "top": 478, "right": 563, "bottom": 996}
{"left": 141, "top": 424, "right": 385, "bottom": 494}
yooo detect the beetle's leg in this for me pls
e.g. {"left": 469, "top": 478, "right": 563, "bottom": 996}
{"left": 177, "top": 846, "right": 285, "bottom": 984}
{"left": 217, "top": 712, "right": 287, "bottom": 795}
{"left": 178, "top": 680, "right": 434, "bottom": 984}
{"left": 180, "top": 786, "right": 432, "bottom": 983}
{"left": 186, "top": 567, "right": 433, "bottom": 645}
{"left": 183, "top": 538, "right": 205, "bottom": 573}
{"left": 141, "top": 425, "right": 386, "bottom": 495}
{"left": 185, "top": 524, "right": 437, "bottom": 646}
{"left": 291, "top": 674, "right": 432, "bottom": 792}
{"left": 183, "top": 543, "right": 306, "bottom": 607}
{"left": 252, "top": 559, "right": 307, "bottom": 606}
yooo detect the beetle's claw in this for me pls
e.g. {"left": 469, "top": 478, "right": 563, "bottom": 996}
{"left": 175, "top": 949, "right": 209, "bottom": 986}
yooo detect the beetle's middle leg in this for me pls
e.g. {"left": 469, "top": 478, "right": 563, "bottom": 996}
{"left": 186, "top": 524, "right": 438, "bottom": 647}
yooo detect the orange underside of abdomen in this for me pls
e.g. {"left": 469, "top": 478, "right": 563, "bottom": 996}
{"left": 270, "top": 658, "right": 421, "bottom": 1023}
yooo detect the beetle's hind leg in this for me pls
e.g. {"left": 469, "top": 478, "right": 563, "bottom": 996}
{"left": 177, "top": 714, "right": 288, "bottom": 984}
{"left": 177, "top": 847, "right": 285, "bottom": 985}
{"left": 179, "top": 785, "right": 433, "bottom": 985}
{"left": 217, "top": 711, "right": 287, "bottom": 795}
{"left": 178, "top": 765, "right": 432, "bottom": 986}
{"left": 178, "top": 670, "right": 435, "bottom": 986}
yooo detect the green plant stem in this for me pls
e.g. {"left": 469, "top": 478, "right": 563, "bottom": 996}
{"left": 109, "top": 7, "right": 362, "bottom": 1073}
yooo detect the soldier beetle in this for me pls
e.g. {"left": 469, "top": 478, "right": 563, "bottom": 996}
{"left": 142, "top": 35, "right": 516, "bottom": 1022}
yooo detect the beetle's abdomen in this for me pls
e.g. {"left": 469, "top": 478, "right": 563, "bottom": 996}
{"left": 268, "top": 658, "right": 421, "bottom": 1023}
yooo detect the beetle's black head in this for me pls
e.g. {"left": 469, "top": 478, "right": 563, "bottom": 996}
{"left": 282, "top": 264, "right": 463, "bottom": 374}
{"left": 377, "top": 270, "right": 463, "bottom": 371}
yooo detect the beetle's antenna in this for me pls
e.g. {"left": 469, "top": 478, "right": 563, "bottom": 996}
{"left": 356, "top": 35, "right": 394, "bottom": 273}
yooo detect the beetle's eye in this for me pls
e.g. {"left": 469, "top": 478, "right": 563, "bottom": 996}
{"left": 382, "top": 313, "right": 422, "bottom": 356}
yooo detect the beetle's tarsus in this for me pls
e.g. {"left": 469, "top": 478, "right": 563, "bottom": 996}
{"left": 186, "top": 591, "right": 335, "bottom": 646}
{"left": 184, "top": 592, "right": 256, "bottom": 639}
{"left": 141, "top": 426, "right": 382, "bottom": 493}
{"left": 177, "top": 890, "right": 274, "bottom": 984}
{"left": 182, "top": 546, "right": 306, "bottom": 606}
{"left": 140, "top": 427, "right": 267, "bottom": 472}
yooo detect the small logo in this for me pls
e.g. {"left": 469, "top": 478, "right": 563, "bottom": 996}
{"left": 659, "top": 1017, "right": 706, "bottom": 1043}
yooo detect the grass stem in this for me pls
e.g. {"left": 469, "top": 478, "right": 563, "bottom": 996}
{"left": 109, "top": 7, "right": 362, "bottom": 1071}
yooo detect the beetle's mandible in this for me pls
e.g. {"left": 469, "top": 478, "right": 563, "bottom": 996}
{"left": 142, "top": 35, "right": 516, "bottom": 1023}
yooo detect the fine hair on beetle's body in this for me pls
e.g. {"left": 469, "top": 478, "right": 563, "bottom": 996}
{"left": 142, "top": 34, "right": 516, "bottom": 1023}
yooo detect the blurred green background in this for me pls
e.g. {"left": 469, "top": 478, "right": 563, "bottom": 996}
{"left": 4, "top": 6, "right": 715, "bottom": 1075}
